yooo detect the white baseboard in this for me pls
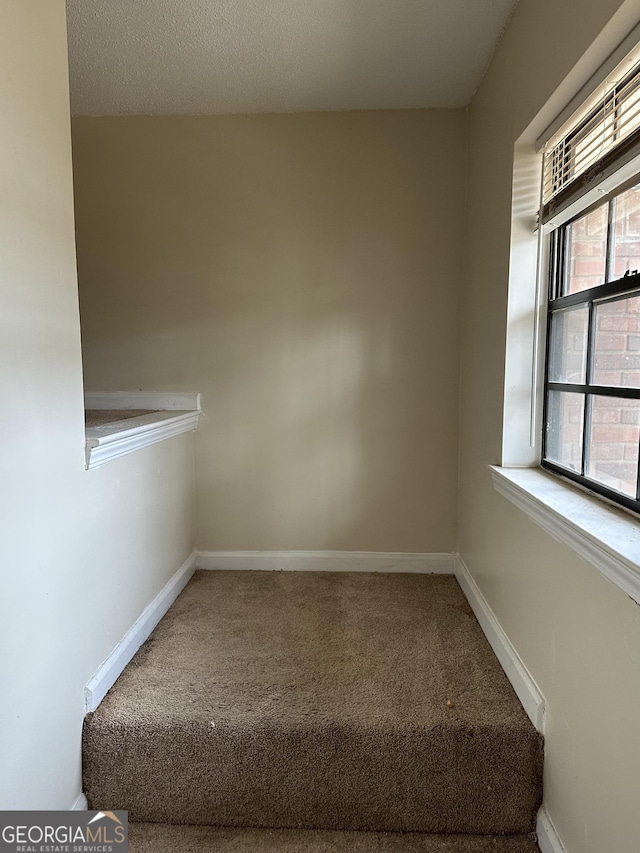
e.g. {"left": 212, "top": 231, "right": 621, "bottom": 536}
{"left": 196, "top": 550, "right": 457, "bottom": 574}
{"left": 85, "top": 550, "right": 197, "bottom": 712}
{"left": 454, "top": 555, "right": 546, "bottom": 733}
{"left": 70, "top": 793, "right": 87, "bottom": 810}
{"left": 537, "top": 804, "right": 566, "bottom": 853}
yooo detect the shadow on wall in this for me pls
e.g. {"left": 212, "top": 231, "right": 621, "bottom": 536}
{"left": 72, "top": 111, "right": 465, "bottom": 552}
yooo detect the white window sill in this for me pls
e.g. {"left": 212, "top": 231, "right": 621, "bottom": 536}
{"left": 490, "top": 466, "right": 640, "bottom": 605}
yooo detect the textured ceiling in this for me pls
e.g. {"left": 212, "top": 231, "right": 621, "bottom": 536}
{"left": 66, "top": 0, "right": 518, "bottom": 116}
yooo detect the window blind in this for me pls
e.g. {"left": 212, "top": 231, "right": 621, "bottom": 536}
{"left": 542, "top": 60, "right": 640, "bottom": 223}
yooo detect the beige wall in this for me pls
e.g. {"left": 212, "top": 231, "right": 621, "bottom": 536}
{"left": 72, "top": 111, "right": 465, "bottom": 553}
{"left": 460, "top": 1, "right": 640, "bottom": 851}
{"left": 0, "top": 1, "right": 195, "bottom": 808}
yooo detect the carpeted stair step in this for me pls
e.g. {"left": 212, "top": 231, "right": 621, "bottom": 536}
{"left": 84, "top": 571, "right": 543, "bottom": 834}
{"left": 129, "top": 823, "right": 541, "bottom": 852}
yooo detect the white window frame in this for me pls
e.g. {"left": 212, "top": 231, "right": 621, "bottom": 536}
{"left": 495, "top": 31, "right": 640, "bottom": 607}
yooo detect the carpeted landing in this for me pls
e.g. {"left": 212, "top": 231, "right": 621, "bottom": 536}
{"left": 83, "top": 571, "right": 543, "bottom": 850}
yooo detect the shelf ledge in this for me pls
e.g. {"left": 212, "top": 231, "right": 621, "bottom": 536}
{"left": 85, "top": 409, "right": 201, "bottom": 470}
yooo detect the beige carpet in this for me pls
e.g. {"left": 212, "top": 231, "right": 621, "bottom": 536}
{"left": 129, "top": 824, "right": 540, "bottom": 852}
{"left": 84, "top": 571, "right": 543, "bottom": 834}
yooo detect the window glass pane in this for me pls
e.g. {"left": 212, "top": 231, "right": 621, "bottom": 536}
{"left": 545, "top": 391, "right": 584, "bottom": 472}
{"left": 587, "top": 396, "right": 640, "bottom": 497}
{"left": 548, "top": 305, "right": 589, "bottom": 383}
{"left": 592, "top": 295, "right": 640, "bottom": 387}
{"left": 611, "top": 184, "right": 640, "bottom": 280}
{"left": 565, "top": 203, "right": 608, "bottom": 294}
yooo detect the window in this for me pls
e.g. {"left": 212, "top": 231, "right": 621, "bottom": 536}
{"left": 543, "top": 173, "right": 640, "bottom": 512}
{"left": 493, "top": 31, "right": 640, "bottom": 607}
{"left": 539, "top": 52, "right": 640, "bottom": 515}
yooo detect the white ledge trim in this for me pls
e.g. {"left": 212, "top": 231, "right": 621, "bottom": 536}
{"left": 491, "top": 466, "right": 640, "bottom": 605}
{"left": 85, "top": 410, "right": 200, "bottom": 469}
{"left": 85, "top": 391, "right": 201, "bottom": 411}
